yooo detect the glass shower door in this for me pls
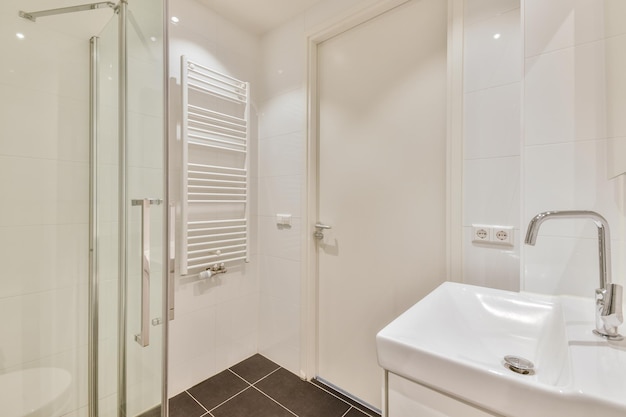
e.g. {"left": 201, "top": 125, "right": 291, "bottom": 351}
{"left": 124, "top": 0, "right": 166, "bottom": 415}
{"left": 95, "top": 1, "right": 166, "bottom": 416}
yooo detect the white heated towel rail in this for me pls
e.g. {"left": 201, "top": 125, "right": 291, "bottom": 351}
{"left": 181, "top": 56, "right": 250, "bottom": 276}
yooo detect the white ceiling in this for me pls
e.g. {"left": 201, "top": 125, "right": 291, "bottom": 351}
{"left": 197, "top": 0, "right": 325, "bottom": 35}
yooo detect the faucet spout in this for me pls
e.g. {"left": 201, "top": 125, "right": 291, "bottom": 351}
{"left": 524, "top": 210, "right": 611, "bottom": 289}
{"left": 524, "top": 210, "right": 622, "bottom": 340}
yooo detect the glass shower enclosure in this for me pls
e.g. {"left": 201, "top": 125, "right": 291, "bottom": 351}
{"left": 0, "top": 1, "right": 167, "bottom": 416}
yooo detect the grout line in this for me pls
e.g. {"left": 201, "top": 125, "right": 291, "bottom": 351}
{"left": 250, "top": 365, "right": 282, "bottom": 385}
{"left": 185, "top": 390, "right": 210, "bottom": 414}
{"left": 310, "top": 382, "right": 379, "bottom": 417}
{"left": 228, "top": 364, "right": 282, "bottom": 385}
{"left": 250, "top": 384, "right": 299, "bottom": 417}
{"left": 463, "top": 79, "right": 521, "bottom": 95}
{"left": 207, "top": 386, "right": 253, "bottom": 413}
{"left": 340, "top": 407, "right": 353, "bottom": 417}
{"left": 228, "top": 367, "right": 255, "bottom": 385}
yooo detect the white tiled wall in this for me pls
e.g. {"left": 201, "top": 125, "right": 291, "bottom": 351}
{"left": 523, "top": 0, "right": 626, "bottom": 296}
{"left": 167, "top": 0, "right": 261, "bottom": 396}
{"left": 462, "top": 1, "right": 522, "bottom": 291}
{"left": 462, "top": 0, "right": 626, "bottom": 298}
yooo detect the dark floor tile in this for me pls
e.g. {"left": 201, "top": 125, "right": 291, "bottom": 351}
{"left": 311, "top": 379, "right": 381, "bottom": 417}
{"left": 256, "top": 368, "right": 350, "bottom": 417}
{"left": 187, "top": 369, "right": 249, "bottom": 411}
{"left": 168, "top": 392, "right": 206, "bottom": 417}
{"left": 212, "top": 387, "right": 294, "bottom": 417}
{"left": 230, "top": 354, "right": 281, "bottom": 384}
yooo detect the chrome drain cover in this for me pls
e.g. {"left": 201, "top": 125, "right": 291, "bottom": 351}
{"left": 503, "top": 355, "right": 535, "bottom": 375}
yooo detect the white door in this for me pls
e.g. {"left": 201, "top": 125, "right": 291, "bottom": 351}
{"left": 316, "top": 0, "right": 448, "bottom": 409}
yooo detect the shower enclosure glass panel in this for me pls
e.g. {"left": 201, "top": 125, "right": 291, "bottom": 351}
{"left": 122, "top": 0, "right": 166, "bottom": 415}
{"left": 95, "top": 1, "right": 166, "bottom": 416}
{"left": 0, "top": 1, "right": 166, "bottom": 416}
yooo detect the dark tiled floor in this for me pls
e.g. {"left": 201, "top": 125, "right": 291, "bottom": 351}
{"left": 169, "top": 354, "right": 381, "bottom": 417}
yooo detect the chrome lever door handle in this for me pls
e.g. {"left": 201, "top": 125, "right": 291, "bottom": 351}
{"left": 314, "top": 223, "right": 332, "bottom": 240}
{"left": 131, "top": 198, "right": 162, "bottom": 347}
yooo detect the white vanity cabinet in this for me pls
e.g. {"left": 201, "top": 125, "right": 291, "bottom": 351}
{"left": 385, "top": 372, "right": 503, "bottom": 417}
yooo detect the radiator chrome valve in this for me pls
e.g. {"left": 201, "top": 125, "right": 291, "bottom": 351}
{"left": 199, "top": 263, "right": 227, "bottom": 279}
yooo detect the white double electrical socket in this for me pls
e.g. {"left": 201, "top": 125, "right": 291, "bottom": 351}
{"left": 472, "top": 225, "right": 514, "bottom": 246}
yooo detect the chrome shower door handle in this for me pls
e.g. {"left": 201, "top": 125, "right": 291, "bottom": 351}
{"left": 131, "top": 198, "right": 162, "bottom": 347}
{"left": 314, "top": 223, "right": 332, "bottom": 240}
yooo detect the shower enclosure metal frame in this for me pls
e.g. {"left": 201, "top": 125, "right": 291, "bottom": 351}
{"left": 89, "top": 34, "right": 100, "bottom": 417}
{"left": 19, "top": 1, "right": 117, "bottom": 22}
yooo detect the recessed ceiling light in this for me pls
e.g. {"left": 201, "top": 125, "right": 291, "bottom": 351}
{"left": 170, "top": 16, "right": 179, "bottom": 24}
{"left": 493, "top": 33, "right": 501, "bottom": 40}
{"left": 16, "top": 32, "right": 25, "bottom": 40}
{"left": 150, "top": 36, "right": 157, "bottom": 42}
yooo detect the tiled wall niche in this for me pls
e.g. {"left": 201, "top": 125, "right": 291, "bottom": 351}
{"left": 462, "top": 0, "right": 522, "bottom": 291}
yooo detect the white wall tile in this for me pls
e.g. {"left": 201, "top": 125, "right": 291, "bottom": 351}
{"left": 258, "top": 216, "right": 302, "bottom": 261}
{"left": 464, "top": 8, "right": 521, "bottom": 92}
{"left": 214, "top": 332, "right": 257, "bottom": 372}
{"left": 463, "top": 156, "right": 520, "bottom": 227}
{"left": 0, "top": 224, "right": 87, "bottom": 299}
{"left": 463, "top": 227, "right": 520, "bottom": 291}
{"left": 604, "top": 34, "right": 626, "bottom": 139}
{"left": 258, "top": 88, "right": 306, "bottom": 139}
{"left": 215, "top": 294, "right": 258, "bottom": 344}
{"left": 464, "top": 82, "right": 521, "bottom": 159}
{"left": 168, "top": 32, "right": 218, "bottom": 80}
{"left": 464, "top": 0, "right": 519, "bottom": 26}
{"left": 169, "top": 306, "right": 217, "bottom": 371}
{"left": 525, "top": 34, "right": 626, "bottom": 145}
{"left": 523, "top": 235, "right": 623, "bottom": 296}
{"left": 525, "top": 50, "right": 575, "bottom": 145}
{"left": 525, "top": 0, "right": 626, "bottom": 58}
{"left": 0, "top": 156, "right": 88, "bottom": 227}
{"left": 607, "top": 136, "right": 626, "bottom": 178}
{"left": 0, "top": 285, "right": 86, "bottom": 371}
{"left": 259, "top": 255, "right": 301, "bottom": 302}
{"left": 524, "top": 140, "right": 623, "bottom": 240}
{"left": 260, "top": 15, "right": 306, "bottom": 100}
{"left": 0, "top": 14, "right": 91, "bottom": 101}
{"left": 259, "top": 132, "right": 305, "bottom": 177}
{"left": 169, "top": 0, "right": 219, "bottom": 42}
{"left": 258, "top": 294, "right": 301, "bottom": 375}
{"left": 168, "top": 348, "right": 217, "bottom": 397}
{"left": 258, "top": 176, "right": 302, "bottom": 218}
{"left": 128, "top": 114, "right": 164, "bottom": 170}
{"left": 0, "top": 85, "right": 89, "bottom": 162}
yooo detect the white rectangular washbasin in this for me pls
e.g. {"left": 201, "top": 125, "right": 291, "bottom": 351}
{"left": 376, "top": 282, "right": 626, "bottom": 417}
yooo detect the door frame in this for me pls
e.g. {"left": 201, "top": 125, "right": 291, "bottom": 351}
{"left": 301, "top": 0, "right": 464, "bottom": 381}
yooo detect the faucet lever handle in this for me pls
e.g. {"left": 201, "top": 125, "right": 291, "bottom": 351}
{"left": 595, "top": 283, "right": 623, "bottom": 340}
{"left": 602, "top": 283, "right": 623, "bottom": 324}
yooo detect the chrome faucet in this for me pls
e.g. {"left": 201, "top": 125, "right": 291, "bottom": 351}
{"left": 525, "top": 210, "right": 623, "bottom": 340}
